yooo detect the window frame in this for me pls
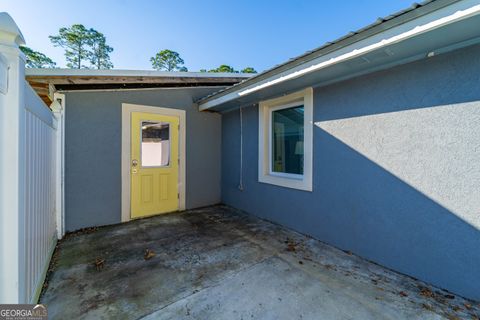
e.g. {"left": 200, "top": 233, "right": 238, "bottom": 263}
{"left": 258, "top": 88, "right": 313, "bottom": 191}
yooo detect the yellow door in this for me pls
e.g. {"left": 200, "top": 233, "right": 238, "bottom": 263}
{"left": 131, "top": 112, "right": 179, "bottom": 218}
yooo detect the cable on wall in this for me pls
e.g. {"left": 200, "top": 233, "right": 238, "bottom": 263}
{"left": 238, "top": 105, "right": 244, "bottom": 191}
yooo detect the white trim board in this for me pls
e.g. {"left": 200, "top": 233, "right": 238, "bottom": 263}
{"left": 52, "top": 92, "right": 65, "bottom": 239}
{"left": 56, "top": 85, "right": 228, "bottom": 95}
{"left": 121, "top": 103, "right": 186, "bottom": 222}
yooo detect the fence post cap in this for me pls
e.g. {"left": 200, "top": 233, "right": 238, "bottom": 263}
{"left": 0, "top": 12, "right": 25, "bottom": 47}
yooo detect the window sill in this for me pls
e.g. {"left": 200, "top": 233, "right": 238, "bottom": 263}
{"left": 259, "top": 173, "right": 312, "bottom": 192}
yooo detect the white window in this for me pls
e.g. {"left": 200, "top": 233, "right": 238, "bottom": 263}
{"left": 258, "top": 88, "right": 313, "bottom": 191}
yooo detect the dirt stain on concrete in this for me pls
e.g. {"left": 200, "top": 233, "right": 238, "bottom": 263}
{"left": 40, "top": 205, "right": 480, "bottom": 320}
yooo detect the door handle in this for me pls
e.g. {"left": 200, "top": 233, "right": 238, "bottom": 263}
{"left": 132, "top": 159, "right": 138, "bottom": 167}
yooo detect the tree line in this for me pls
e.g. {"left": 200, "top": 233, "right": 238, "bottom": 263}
{"left": 20, "top": 24, "right": 257, "bottom": 73}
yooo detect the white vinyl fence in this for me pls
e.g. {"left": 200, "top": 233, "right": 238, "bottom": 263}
{"left": 22, "top": 84, "right": 57, "bottom": 303}
{"left": 0, "top": 13, "right": 60, "bottom": 304}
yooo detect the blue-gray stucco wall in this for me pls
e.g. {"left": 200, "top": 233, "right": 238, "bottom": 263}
{"left": 65, "top": 87, "right": 223, "bottom": 232}
{"left": 221, "top": 44, "right": 480, "bottom": 300}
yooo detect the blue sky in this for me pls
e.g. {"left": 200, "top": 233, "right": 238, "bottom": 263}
{"left": 5, "top": 0, "right": 414, "bottom": 72}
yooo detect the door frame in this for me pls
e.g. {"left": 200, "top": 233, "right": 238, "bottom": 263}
{"left": 121, "top": 103, "right": 186, "bottom": 222}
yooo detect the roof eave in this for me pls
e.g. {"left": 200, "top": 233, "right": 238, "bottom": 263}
{"left": 25, "top": 68, "right": 253, "bottom": 79}
{"left": 25, "top": 69, "right": 252, "bottom": 105}
{"left": 198, "top": 0, "right": 477, "bottom": 111}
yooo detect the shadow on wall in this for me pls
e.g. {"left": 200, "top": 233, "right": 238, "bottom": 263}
{"left": 221, "top": 45, "right": 480, "bottom": 301}
{"left": 312, "top": 65, "right": 480, "bottom": 299}
{"left": 312, "top": 43, "right": 480, "bottom": 235}
{"left": 310, "top": 127, "right": 480, "bottom": 301}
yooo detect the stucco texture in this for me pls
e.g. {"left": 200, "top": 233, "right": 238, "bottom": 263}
{"left": 64, "top": 87, "right": 223, "bottom": 231}
{"left": 221, "top": 44, "right": 480, "bottom": 300}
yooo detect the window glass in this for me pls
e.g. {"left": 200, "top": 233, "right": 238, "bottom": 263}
{"left": 141, "top": 121, "right": 170, "bottom": 167}
{"left": 272, "top": 106, "right": 304, "bottom": 175}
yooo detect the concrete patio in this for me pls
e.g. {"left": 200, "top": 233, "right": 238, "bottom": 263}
{"left": 40, "top": 205, "right": 480, "bottom": 319}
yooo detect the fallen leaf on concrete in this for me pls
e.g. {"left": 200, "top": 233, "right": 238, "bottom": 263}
{"left": 422, "top": 303, "right": 434, "bottom": 311}
{"left": 452, "top": 305, "right": 462, "bottom": 312}
{"left": 144, "top": 249, "right": 156, "bottom": 260}
{"left": 419, "top": 286, "right": 435, "bottom": 298}
{"left": 285, "top": 238, "right": 298, "bottom": 252}
{"left": 399, "top": 291, "right": 408, "bottom": 297}
{"left": 94, "top": 257, "right": 105, "bottom": 271}
{"left": 463, "top": 303, "right": 472, "bottom": 310}
{"left": 324, "top": 264, "right": 335, "bottom": 270}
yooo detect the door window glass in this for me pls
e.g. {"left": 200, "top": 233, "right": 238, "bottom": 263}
{"left": 141, "top": 121, "right": 170, "bottom": 167}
